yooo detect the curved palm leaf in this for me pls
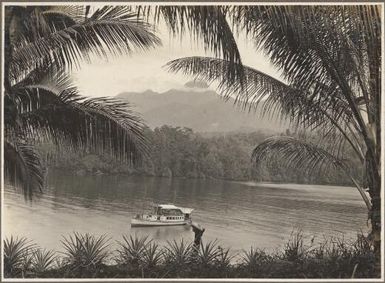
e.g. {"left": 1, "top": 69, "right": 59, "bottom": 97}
{"left": 166, "top": 56, "right": 363, "bottom": 160}
{"left": 232, "top": 5, "right": 380, "bottom": 162}
{"left": 233, "top": 6, "right": 372, "bottom": 92}
{"left": 166, "top": 56, "right": 288, "bottom": 105}
{"left": 138, "top": 6, "right": 245, "bottom": 85}
{"left": 4, "top": 139, "right": 44, "bottom": 199}
{"left": 40, "top": 6, "right": 86, "bottom": 24}
{"left": 9, "top": 6, "right": 161, "bottom": 83}
{"left": 252, "top": 136, "right": 347, "bottom": 174}
{"left": 252, "top": 136, "right": 371, "bottom": 209}
{"left": 5, "top": 70, "right": 148, "bottom": 195}
{"left": 13, "top": 82, "right": 148, "bottom": 164}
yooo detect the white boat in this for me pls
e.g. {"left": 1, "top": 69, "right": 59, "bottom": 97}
{"left": 131, "top": 204, "right": 194, "bottom": 227}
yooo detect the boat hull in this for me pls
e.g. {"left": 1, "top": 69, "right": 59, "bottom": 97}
{"left": 131, "top": 218, "right": 190, "bottom": 227}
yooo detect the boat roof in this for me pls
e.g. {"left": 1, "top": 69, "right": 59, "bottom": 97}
{"left": 155, "top": 204, "right": 194, "bottom": 214}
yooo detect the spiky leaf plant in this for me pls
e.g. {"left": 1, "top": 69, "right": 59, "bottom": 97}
{"left": 197, "top": 240, "right": 221, "bottom": 267}
{"left": 3, "top": 236, "right": 35, "bottom": 277}
{"left": 141, "top": 242, "right": 163, "bottom": 268}
{"left": 239, "top": 246, "right": 273, "bottom": 277}
{"left": 163, "top": 239, "right": 192, "bottom": 276}
{"left": 31, "top": 249, "right": 57, "bottom": 274}
{"left": 215, "top": 245, "right": 235, "bottom": 270}
{"left": 282, "top": 229, "right": 308, "bottom": 262}
{"left": 115, "top": 235, "right": 150, "bottom": 266}
{"left": 61, "top": 233, "right": 111, "bottom": 273}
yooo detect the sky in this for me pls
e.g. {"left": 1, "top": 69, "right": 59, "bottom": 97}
{"left": 72, "top": 21, "right": 283, "bottom": 97}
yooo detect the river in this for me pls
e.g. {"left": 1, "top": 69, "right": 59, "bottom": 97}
{"left": 3, "top": 172, "right": 367, "bottom": 254}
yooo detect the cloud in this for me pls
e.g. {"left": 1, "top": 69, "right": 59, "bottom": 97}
{"left": 184, "top": 80, "right": 209, "bottom": 89}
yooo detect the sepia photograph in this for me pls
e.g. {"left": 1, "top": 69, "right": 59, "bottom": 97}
{"left": 1, "top": 2, "right": 384, "bottom": 281}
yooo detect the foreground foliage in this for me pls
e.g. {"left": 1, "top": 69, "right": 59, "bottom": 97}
{"left": 3, "top": 232, "right": 379, "bottom": 278}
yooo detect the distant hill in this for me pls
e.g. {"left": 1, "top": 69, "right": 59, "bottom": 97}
{"left": 116, "top": 86, "right": 287, "bottom": 133}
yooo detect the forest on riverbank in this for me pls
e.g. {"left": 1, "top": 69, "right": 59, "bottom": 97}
{"left": 37, "top": 125, "right": 362, "bottom": 186}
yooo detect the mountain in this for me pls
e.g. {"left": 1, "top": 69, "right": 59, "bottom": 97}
{"left": 116, "top": 86, "right": 287, "bottom": 133}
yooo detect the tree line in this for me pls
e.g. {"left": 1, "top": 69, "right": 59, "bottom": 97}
{"left": 38, "top": 125, "right": 362, "bottom": 186}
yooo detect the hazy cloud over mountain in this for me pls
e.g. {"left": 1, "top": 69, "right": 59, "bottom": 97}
{"left": 184, "top": 80, "right": 209, "bottom": 89}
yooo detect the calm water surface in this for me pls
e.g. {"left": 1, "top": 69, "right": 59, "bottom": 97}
{"left": 4, "top": 171, "right": 367, "bottom": 253}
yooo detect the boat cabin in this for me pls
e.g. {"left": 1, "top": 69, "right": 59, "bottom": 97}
{"left": 131, "top": 204, "right": 194, "bottom": 227}
{"left": 153, "top": 204, "right": 193, "bottom": 221}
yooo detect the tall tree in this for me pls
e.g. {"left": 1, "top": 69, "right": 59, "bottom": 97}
{"left": 4, "top": 5, "right": 161, "bottom": 198}
{"left": 166, "top": 5, "right": 382, "bottom": 256}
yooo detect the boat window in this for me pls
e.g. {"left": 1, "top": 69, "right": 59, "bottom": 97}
{"left": 159, "top": 208, "right": 184, "bottom": 216}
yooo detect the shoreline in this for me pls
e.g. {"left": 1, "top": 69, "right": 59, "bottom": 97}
{"left": 47, "top": 167, "right": 356, "bottom": 188}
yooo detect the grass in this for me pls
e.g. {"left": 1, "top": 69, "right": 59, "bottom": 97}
{"left": 2, "top": 231, "right": 379, "bottom": 279}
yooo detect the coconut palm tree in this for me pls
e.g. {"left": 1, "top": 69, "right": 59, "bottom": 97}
{"left": 165, "top": 5, "right": 382, "bottom": 256}
{"left": 4, "top": 5, "right": 162, "bottom": 198}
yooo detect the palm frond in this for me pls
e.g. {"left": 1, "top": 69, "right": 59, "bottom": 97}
{"left": 166, "top": 56, "right": 363, "bottom": 160}
{"left": 139, "top": 6, "right": 245, "bottom": 85}
{"left": 41, "top": 5, "right": 87, "bottom": 24}
{"left": 12, "top": 77, "right": 148, "bottom": 164}
{"left": 252, "top": 136, "right": 349, "bottom": 176}
{"left": 233, "top": 6, "right": 368, "bottom": 89}
{"left": 4, "top": 139, "right": 44, "bottom": 198}
{"left": 232, "top": 5, "right": 380, "bottom": 155}
{"left": 10, "top": 6, "right": 161, "bottom": 82}
{"left": 252, "top": 136, "right": 371, "bottom": 209}
{"left": 165, "top": 56, "right": 287, "bottom": 105}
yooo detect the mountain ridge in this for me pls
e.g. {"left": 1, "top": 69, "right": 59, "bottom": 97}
{"left": 116, "top": 88, "right": 286, "bottom": 133}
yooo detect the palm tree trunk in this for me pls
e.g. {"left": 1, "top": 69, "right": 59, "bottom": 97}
{"left": 365, "top": 18, "right": 381, "bottom": 264}
{"left": 366, "top": 152, "right": 381, "bottom": 263}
